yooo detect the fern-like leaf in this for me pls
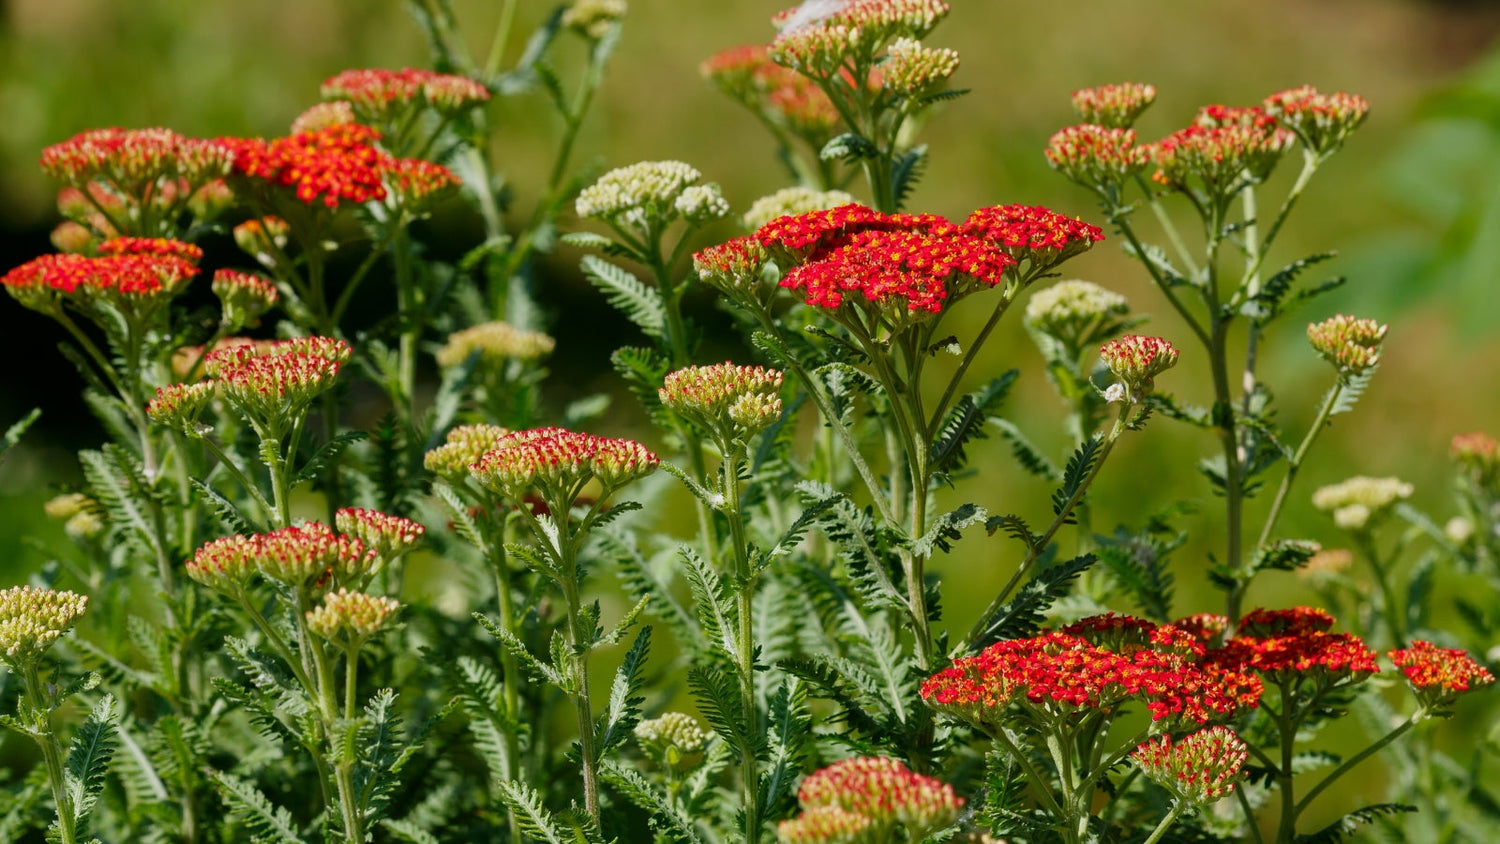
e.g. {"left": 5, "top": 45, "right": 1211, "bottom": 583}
{"left": 930, "top": 371, "right": 1018, "bottom": 476}
{"left": 291, "top": 431, "right": 367, "bottom": 487}
{"left": 599, "top": 761, "right": 709, "bottom": 844}
{"left": 63, "top": 694, "right": 118, "bottom": 830}
{"left": 989, "top": 417, "right": 1062, "bottom": 482}
{"left": 971, "top": 553, "right": 1095, "bottom": 649}
{"left": 210, "top": 770, "right": 305, "bottom": 843}
{"left": 1051, "top": 436, "right": 1103, "bottom": 521}
{"left": 687, "top": 663, "right": 753, "bottom": 752}
{"left": 1293, "top": 803, "right": 1416, "bottom": 843}
{"left": 582, "top": 255, "right": 666, "bottom": 341}
{"left": 892, "top": 145, "right": 928, "bottom": 211}
{"left": 0, "top": 408, "right": 40, "bottom": 461}
{"left": 496, "top": 779, "right": 575, "bottom": 844}
{"left": 596, "top": 626, "right": 652, "bottom": 756}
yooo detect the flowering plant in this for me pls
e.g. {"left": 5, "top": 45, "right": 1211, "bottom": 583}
{"left": 0, "top": 2, "right": 1493, "bottom": 844}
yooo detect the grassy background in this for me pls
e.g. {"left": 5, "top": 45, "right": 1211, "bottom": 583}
{"left": 1, "top": 0, "right": 1499, "bottom": 826}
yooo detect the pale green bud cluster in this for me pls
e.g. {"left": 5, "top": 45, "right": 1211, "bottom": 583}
{"left": 635, "top": 712, "right": 709, "bottom": 772}
{"left": 424, "top": 424, "right": 512, "bottom": 481}
{"left": 435, "top": 321, "right": 556, "bottom": 369}
{"left": 660, "top": 362, "right": 785, "bottom": 442}
{"left": 883, "top": 38, "right": 960, "bottom": 98}
{"left": 742, "top": 187, "right": 860, "bottom": 231}
{"left": 307, "top": 588, "right": 402, "bottom": 646}
{"left": 1307, "top": 314, "right": 1386, "bottom": 378}
{"left": 1312, "top": 475, "right": 1413, "bottom": 532}
{"left": 673, "top": 184, "right": 731, "bottom": 224}
{"left": 0, "top": 585, "right": 88, "bottom": 665}
{"left": 561, "top": 0, "right": 626, "bottom": 39}
{"left": 1025, "top": 279, "right": 1130, "bottom": 348}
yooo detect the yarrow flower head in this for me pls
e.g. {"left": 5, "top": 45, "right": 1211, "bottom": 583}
{"left": 1307, "top": 314, "right": 1387, "bottom": 378}
{"left": 1149, "top": 111, "right": 1293, "bottom": 195}
{"left": 386, "top": 157, "right": 461, "bottom": 209}
{"left": 1132, "top": 726, "right": 1248, "bottom": 804}
{"left": 794, "top": 756, "right": 963, "bottom": 840}
{"left": 702, "top": 45, "right": 842, "bottom": 143}
{"left": 205, "top": 336, "right": 350, "bottom": 425}
{"left": 693, "top": 236, "right": 773, "bottom": 306}
{"left": 634, "top": 712, "right": 710, "bottom": 772}
{"left": 1312, "top": 476, "right": 1413, "bottom": 532}
{"left": 777, "top": 806, "right": 873, "bottom": 844}
{"left": 424, "top": 424, "right": 512, "bottom": 481}
{"left": 660, "top": 362, "right": 785, "bottom": 440}
{"left": 1024, "top": 279, "right": 1131, "bottom": 350}
{"left": 1045, "top": 124, "right": 1149, "bottom": 192}
{"left": 1388, "top": 640, "right": 1494, "bottom": 709}
{"left": 40, "top": 128, "right": 231, "bottom": 207}
{"left": 561, "top": 0, "right": 627, "bottom": 39}
{"left": 469, "top": 427, "right": 658, "bottom": 507}
{"left": 221, "top": 123, "right": 391, "bottom": 209}
{"left": 1263, "top": 86, "right": 1370, "bottom": 156}
{"left": 882, "top": 37, "right": 959, "bottom": 98}
{"left": 771, "top": 0, "right": 950, "bottom": 82}
{"left": 0, "top": 252, "right": 199, "bottom": 316}
{"left": 290, "top": 101, "right": 359, "bottom": 134}
{"left": 1210, "top": 606, "right": 1379, "bottom": 686}
{"left": 435, "top": 321, "right": 556, "bottom": 369}
{"left": 742, "top": 187, "right": 861, "bottom": 231}
{"left": 321, "top": 68, "right": 489, "bottom": 122}
{"left": 98, "top": 237, "right": 204, "bottom": 263}
{"left": 335, "top": 507, "right": 425, "bottom": 567}
{"left": 1100, "top": 335, "right": 1178, "bottom": 401}
{"left": 189, "top": 522, "right": 375, "bottom": 594}
{"left": 234, "top": 217, "right": 290, "bottom": 267}
{"left": 1072, "top": 82, "right": 1157, "bottom": 128}
{"left": 0, "top": 586, "right": 89, "bottom": 666}
{"left": 147, "top": 381, "right": 218, "bottom": 433}
{"left": 212, "top": 269, "right": 279, "bottom": 329}
{"left": 306, "top": 588, "right": 402, "bottom": 646}
{"left": 576, "top": 160, "right": 720, "bottom": 236}
{"left": 758, "top": 206, "right": 1017, "bottom": 320}
{"left": 960, "top": 204, "right": 1104, "bottom": 275}
{"left": 1450, "top": 431, "right": 1499, "bottom": 485}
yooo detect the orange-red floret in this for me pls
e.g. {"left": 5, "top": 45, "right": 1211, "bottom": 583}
{"left": 221, "top": 124, "right": 391, "bottom": 209}
{"left": 1388, "top": 640, "right": 1494, "bottom": 694}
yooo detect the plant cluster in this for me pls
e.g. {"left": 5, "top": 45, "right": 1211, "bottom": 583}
{"left": 0, "top": 2, "right": 1494, "bottom": 843}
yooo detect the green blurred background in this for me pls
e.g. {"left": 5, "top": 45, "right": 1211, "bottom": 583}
{"left": 2, "top": 0, "right": 1500, "bottom": 816}
{"left": 5, "top": 0, "right": 1500, "bottom": 607}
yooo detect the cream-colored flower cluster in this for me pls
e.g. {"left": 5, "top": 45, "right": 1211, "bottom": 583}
{"left": 435, "top": 321, "right": 556, "bottom": 368}
{"left": 1312, "top": 475, "right": 1413, "bottom": 531}
{"left": 0, "top": 586, "right": 88, "bottom": 665}
{"left": 742, "top": 187, "right": 860, "bottom": 230}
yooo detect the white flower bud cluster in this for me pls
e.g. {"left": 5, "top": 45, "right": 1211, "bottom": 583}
{"left": 0, "top": 586, "right": 88, "bottom": 664}
{"left": 1025, "top": 279, "right": 1129, "bottom": 343}
{"left": 742, "top": 186, "right": 860, "bottom": 230}
{"left": 673, "top": 183, "right": 730, "bottom": 224}
{"left": 576, "top": 160, "right": 704, "bottom": 231}
{"left": 1312, "top": 475, "right": 1413, "bottom": 532}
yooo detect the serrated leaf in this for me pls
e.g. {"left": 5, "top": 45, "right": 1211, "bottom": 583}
{"left": 451, "top": 655, "right": 516, "bottom": 792}
{"left": 1293, "top": 803, "right": 1416, "bottom": 843}
{"left": 760, "top": 678, "right": 812, "bottom": 815}
{"left": 930, "top": 371, "right": 1019, "bottom": 475}
{"left": 63, "top": 694, "right": 117, "bottom": 830}
{"left": 1331, "top": 368, "right": 1374, "bottom": 416}
{"left": 581, "top": 255, "right": 665, "bottom": 341}
{"left": 680, "top": 548, "right": 737, "bottom": 660}
{"left": 0, "top": 408, "right": 41, "bottom": 461}
{"left": 687, "top": 663, "right": 753, "bottom": 752}
{"left": 914, "top": 503, "right": 988, "bottom": 557}
{"left": 892, "top": 145, "right": 928, "bottom": 211}
{"left": 596, "top": 627, "right": 652, "bottom": 756}
{"left": 989, "top": 417, "right": 1062, "bottom": 482}
{"left": 190, "top": 478, "right": 258, "bottom": 534}
{"left": 599, "top": 761, "right": 709, "bottom": 844}
{"left": 1251, "top": 539, "right": 1322, "bottom": 573}
{"left": 496, "top": 779, "right": 575, "bottom": 844}
{"left": 559, "top": 231, "right": 615, "bottom": 250}
{"left": 381, "top": 818, "right": 442, "bottom": 844}
{"left": 80, "top": 445, "right": 161, "bottom": 558}
{"left": 1243, "top": 251, "right": 1338, "bottom": 321}
{"left": 209, "top": 770, "right": 305, "bottom": 843}
{"left": 971, "top": 553, "right": 1095, "bottom": 649}
{"left": 292, "top": 431, "right": 366, "bottom": 487}
{"left": 1051, "top": 436, "right": 1103, "bottom": 521}
{"left": 819, "top": 132, "right": 879, "bottom": 162}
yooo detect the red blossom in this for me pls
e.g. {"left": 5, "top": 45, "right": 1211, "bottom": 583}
{"left": 98, "top": 237, "right": 204, "bottom": 263}
{"left": 1, "top": 253, "right": 198, "bottom": 300}
{"left": 1388, "top": 640, "right": 1494, "bottom": 698}
{"left": 221, "top": 124, "right": 392, "bottom": 209}
{"left": 960, "top": 203, "right": 1103, "bottom": 269}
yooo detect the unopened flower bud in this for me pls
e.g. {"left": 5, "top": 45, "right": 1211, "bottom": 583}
{"left": 1072, "top": 82, "right": 1157, "bottom": 128}
{"left": 306, "top": 588, "right": 401, "bottom": 646}
{"left": 435, "top": 321, "right": 556, "bottom": 368}
{"left": 64, "top": 511, "right": 105, "bottom": 541}
{"left": 1307, "top": 314, "right": 1386, "bottom": 378}
{"left": 1450, "top": 432, "right": 1499, "bottom": 484}
{"left": 635, "top": 712, "right": 709, "bottom": 772}
{"left": 693, "top": 236, "right": 772, "bottom": 305}
{"left": 1100, "top": 335, "right": 1178, "bottom": 400}
{"left": 469, "top": 428, "right": 658, "bottom": 506}
{"left": 576, "top": 160, "right": 705, "bottom": 234}
{"left": 1312, "top": 476, "right": 1412, "bottom": 532}
{"left": 1263, "top": 86, "right": 1370, "bottom": 155}
{"left": 186, "top": 534, "right": 260, "bottom": 597}
{"left": 234, "top": 217, "right": 290, "bottom": 268}
{"left": 673, "top": 183, "right": 731, "bottom": 224}
{"left": 561, "top": 0, "right": 626, "bottom": 40}
{"left": 742, "top": 187, "right": 860, "bottom": 231}
{"left": 44, "top": 493, "right": 93, "bottom": 521}
{"left": 51, "top": 222, "right": 96, "bottom": 253}
{"left": 212, "top": 269, "right": 279, "bottom": 329}
{"left": 1046, "top": 124, "right": 1149, "bottom": 192}
{"left": 424, "top": 424, "right": 512, "bottom": 481}
{"left": 660, "top": 362, "right": 784, "bottom": 440}
{"left": 291, "top": 101, "right": 358, "bottom": 134}
{"left": 0, "top": 586, "right": 88, "bottom": 665}
{"left": 146, "top": 381, "right": 218, "bottom": 433}
{"left": 777, "top": 806, "right": 872, "bottom": 844}
{"left": 883, "top": 38, "right": 960, "bottom": 98}
{"left": 1445, "top": 517, "right": 1475, "bottom": 546}
{"left": 795, "top": 756, "right": 963, "bottom": 840}
{"left": 335, "top": 507, "right": 425, "bottom": 564}
{"left": 1025, "top": 279, "right": 1130, "bottom": 350}
{"left": 1132, "top": 726, "right": 1248, "bottom": 804}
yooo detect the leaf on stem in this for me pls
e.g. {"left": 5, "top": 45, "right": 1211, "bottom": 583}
{"left": 596, "top": 626, "right": 652, "bottom": 756}
{"left": 64, "top": 694, "right": 118, "bottom": 830}
{"left": 971, "top": 552, "right": 1095, "bottom": 649}
{"left": 581, "top": 255, "right": 666, "bottom": 341}
{"left": 931, "top": 371, "right": 1019, "bottom": 477}
{"left": 989, "top": 418, "right": 1062, "bottom": 482}
{"left": 892, "top": 145, "right": 928, "bottom": 212}
{"left": 687, "top": 663, "right": 758, "bottom": 755}
{"left": 1293, "top": 803, "right": 1416, "bottom": 843}
{"left": 191, "top": 478, "right": 258, "bottom": 535}
{"left": 599, "top": 760, "right": 710, "bottom": 844}
{"left": 914, "top": 503, "right": 988, "bottom": 557}
{"left": 209, "top": 770, "right": 306, "bottom": 844}
{"left": 1052, "top": 436, "right": 1103, "bottom": 521}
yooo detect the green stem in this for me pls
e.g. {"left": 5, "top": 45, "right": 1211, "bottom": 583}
{"left": 1255, "top": 382, "right": 1343, "bottom": 548}
{"left": 966, "top": 403, "right": 1132, "bottom": 648}
{"left": 1134, "top": 174, "right": 1203, "bottom": 281}
{"left": 1112, "top": 215, "right": 1211, "bottom": 349}
{"left": 21, "top": 663, "right": 78, "bottom": 844}
{"left": 723, "top": 444, "right": 762, "bottom": 844}
{"left": 198, "top": 435, "right": 277, "bottom": 529}
{"left": 988, "top": 724, "right": 1067, "bottom": 820}
{"left": 1294, "top": 710, "right": 1421, "bottom": 818}
{"left": 484, "top": 0, "right": 520, "bottom": 78}
{"left": 1143, "top": 801, "right": 1190, "bottom": 844}
{"left": 1355, "top": 532, "right": 1406, "bottom": 646}
{"left": 929, "top": 292, "right": 1013, "bottom": 438}
{"left": 393, "top": 226, "right": 420, "bottom": 422}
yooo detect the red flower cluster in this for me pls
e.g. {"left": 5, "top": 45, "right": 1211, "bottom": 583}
{"left": 921, "top": 623, "right": 1262, "bottom": 728}
{"left": 321, "top": 67, "right": 489, "bottom": 118}
{"left": 1045, "top": 124, "right": 1149, "bottom": 190}
{"left": 1132, "top": 726, "right": 1248, "bottom": 804}
{"left": 221, "top": 123, "right": 391, "bottom": 209}
{"left": 756, "top": 205, "right": 1019, "bottom": 315}
{"left": 1071, "top": 82, "right": 1157, "bottom": 128}
{"left": 1, "top": 252, "right": 199, "bottom": 312}
{"left": 97, "top": 237, "right": 204, "bottom": 263}
{"left": 334, "top": 507, "right": 426, "bottom": 561}
{"left": 1263, "top": 86, "right": 1369, "bottom": 154}
{"left": 959, "top": 204, "right": 1103, "bottom": 270}
{"left": 1388, "top": 640, "right": 1494, "bottom": 702}
{"left": 204, "top": 336, "right": 351, "bottom": 420}
{"left": 1208, "top": 606, "right": 1379, "bottom": 683}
